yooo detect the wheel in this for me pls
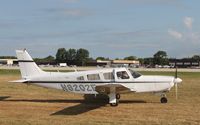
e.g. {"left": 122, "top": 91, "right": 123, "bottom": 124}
{"left": 116, "top": 93, "right": 120, "bottom": 99}
{"left": 160, "top": 97, "right": 168, "bottom": 103}
{"left": 110, "top": 102, "right": 118, "bottom": 107}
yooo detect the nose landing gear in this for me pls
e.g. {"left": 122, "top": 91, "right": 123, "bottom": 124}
{"left": 160, "top": 93, "right": 168, "bottom": 103}
{"left": 160, "top": 97, "right": 168, "bottom": 103}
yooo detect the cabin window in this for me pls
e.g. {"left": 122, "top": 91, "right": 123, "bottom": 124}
{"left": 117, "top": 71, "right": 130, "bottom": 79}
{"left": 87, "top": 74, "right": 100, "bottom": 80}
{"left": 103, "top": 72, "right": 114, "bottom": 80}
{"left": 128, "top": 69, "right": 141, "bottom": 78}
{"left": 77, "top": 76, "right": 84, "bottom": 81}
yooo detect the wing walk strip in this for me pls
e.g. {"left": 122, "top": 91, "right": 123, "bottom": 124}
{"left": 24, "top": 81, "right": 171, "bottom": 84}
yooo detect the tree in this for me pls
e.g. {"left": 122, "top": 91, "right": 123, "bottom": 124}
{"left": 66, "top": 48, "right": 77, "bottom": 65}
{"left": 115, "top": 58, "right": 120, "bottom": 60}
{"left": 44, "top": 55, "right": 55, "bottom": 61}
{"left": 76, "top": 48, "right": 89, "bottom": 66}
{"left": 0, "top": 56, "right": 16, "bottom": 59}
{"left": 56, "top": 48, "right": 67, "bottom": 63}
{"left": 143, "top": 57, "right": 154, "bottom": 66}
{"left": 34, "top": 55, "right": 55, "bottom": 65}
{"left": 124, "top": 56, "right": 137, "bottom": 60}
{"left": 192, "top": 55, "right": 200, "bottom": 61}
{"left": 96, "top": 57, "right": 109, "bottom": 60}
{"left": 138, "top": 58, "right": 144, "bottom": 65}
{"left": 153, "top": 50, "right": 169, "bottom": 65}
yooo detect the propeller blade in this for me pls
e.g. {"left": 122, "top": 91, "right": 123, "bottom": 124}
{"left": 175, "top": 66, "right": 178, "bottom": 78}
{"left": 175, "top": 83, "right": 178, "bottom": 100}
{"left": 174, "top": 63, "right": 180, "bottom": 100}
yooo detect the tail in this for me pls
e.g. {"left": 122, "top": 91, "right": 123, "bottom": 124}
{"left": 16, "top": 49, "right": 45, "bottom": 79}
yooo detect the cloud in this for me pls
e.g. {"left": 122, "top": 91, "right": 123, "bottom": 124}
{"left": 168, "top": 16, "right": 200, "bottom": 44}
{"left": 121, "top": 0, "right": 185, "bottom": 8}
{"left": 184, "top": 17, "right": 193, "bottom": 29}
{"left": 63, "top": 0, "right": 79, "bottom": 3}
{"left": 44, "top": 8, "right": 91, "bottom": 18}
{"left": 168, "top": 29, "right": 183, "bottom": 39}
{"left": 107, "top": 43, "right": 159, "bottom": 49}
{"left": 112, "top": 29, "right": 156, "bottom": 37}
{"left": 186, "top": 32, "right": 200, "bottom": 42}
{"left": 124, "top": 0, "right": 179, "bottom": 4}
{"left": 63, "top": 9, "right": 90, "bottom": 17}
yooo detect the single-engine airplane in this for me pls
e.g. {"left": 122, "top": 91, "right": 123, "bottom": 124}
{"left": 11, "top": 49, "right": 182, "bottom": 106}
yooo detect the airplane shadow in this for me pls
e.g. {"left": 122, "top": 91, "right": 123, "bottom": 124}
{"left": 1, "top": 98, "right": 84, "bottom": 103}
{"left": 0, "top": 98, "right": 146, "bottom": 104}
{"left": 0, "top": 95, "right": 147, "bottom": 116}
{"left": 51, "top": 102, "right": 106, "bottom": 116}
{"left": 51, "top": 100, "right": 147, "bottom": 116}
{"left": 0, "top": 96, "right": 10, "bottom": 101}
{"left": 120, "top": 100, "right": 146, "bottom": 104}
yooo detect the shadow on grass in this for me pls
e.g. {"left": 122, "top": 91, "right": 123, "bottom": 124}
{"left": 51, "top": 102, "right": 106, "bottom": 115}
{"left": 0, "top": 98, "right": 147, "bottom": 104}
{"left": 0, "top": 95, "right": 147, "bottom": 115}
{"left": 1, "top": 99, "right": 85, "bottom": 103}
{"left": 120, "top": 100, "right": 146, "bottom": 103}
{"left": 0, "top": 96, "right": 10, "bottom": 101}
{"left": 50, "top": 99, "right": 147, "bottom": 116}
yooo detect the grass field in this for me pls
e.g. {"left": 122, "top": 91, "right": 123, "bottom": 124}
{"left": 0, "top": 69, "right": 200, "bottom": 125}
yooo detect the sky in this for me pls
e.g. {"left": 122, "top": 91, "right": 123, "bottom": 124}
{"left": 0, "top": 0, "right": 200, "bottom": 59}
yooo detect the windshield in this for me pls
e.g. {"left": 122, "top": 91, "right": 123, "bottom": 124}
{"left": 128, "top": 69, "right": 141, "bottom": 78}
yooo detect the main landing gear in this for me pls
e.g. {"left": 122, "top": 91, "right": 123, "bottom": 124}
{"left": 110, "top": 101, "right": 119, "bottom": 106}
{"left": 108, "top": 87, "right": 120, "bottom": 107}
{"left": 110, "top": 93, "right": 120, "bottom": 106}
{"left": 116, "top": 93, "right": 120, "bottom": 100}
{"left": 160, "top": 94, "right": 168, "bottom": 103}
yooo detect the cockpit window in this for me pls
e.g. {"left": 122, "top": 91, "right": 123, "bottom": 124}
{"left": 117, "top": 71, "right": 130, "bottom": 79}
{"left": 128, "top": 69, "right": 141, "bottom": 78}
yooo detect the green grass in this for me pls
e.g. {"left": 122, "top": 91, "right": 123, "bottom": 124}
{"left": 0, "top": 69, "right": 20, "bottom": 75}
{"left": 0, "top": 69, "right": 200, "bottom": 125}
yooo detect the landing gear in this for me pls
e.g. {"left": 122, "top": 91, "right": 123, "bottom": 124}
{"left": 110, "top": 101, "right": 119, "bottom": 107}
{"left": 160, "top": 93, "right": 168, "bottom": 103}
{"left": 116, "top": 93, "right": 120, "bottom": 99}
{"left": 160, "top": 97, "right": 168, "bottom": 103}
{"left": 108, "top": 87, "right": 119, "bottom": 107}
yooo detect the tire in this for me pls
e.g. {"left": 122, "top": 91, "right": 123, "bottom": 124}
{"left": 116, "top": 93, "right": 120, "bottom": 99}
{"left": 110, "top": 103, "right": 118, "bottom": 107}
{"left": 160, "top": 97, "right": 168, "bottom": 103}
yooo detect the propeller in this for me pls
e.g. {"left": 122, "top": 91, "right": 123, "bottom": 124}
{"left": 175, "top": 66, "right": 177, "bottom": 79}
{"left": 174, "top": 65, "right": 182, "bottom": 100}
{"left": 175, "top": 66, "right": 178, "bottom": 100}
{"left": 174, "top": 58, "right": 178, "bottom": 100}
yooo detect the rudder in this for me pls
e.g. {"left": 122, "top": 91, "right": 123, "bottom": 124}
{"left": 16, "top": 49, "right": 45, "bottom": 79}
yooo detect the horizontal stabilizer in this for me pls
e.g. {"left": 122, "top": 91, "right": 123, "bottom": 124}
{"left": 9, "top": 79, "right": 30, "bottom": 83}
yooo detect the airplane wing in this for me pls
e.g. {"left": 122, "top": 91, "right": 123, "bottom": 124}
{"left": 95, "top": 83, "right": 135, "bottom": 94}
{"left": 9, "top": 79, "right": 30, "bottom": 83}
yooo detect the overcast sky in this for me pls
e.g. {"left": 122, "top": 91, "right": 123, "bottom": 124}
{"left": 0, "top": 0, "right": 200, "bottom": 59}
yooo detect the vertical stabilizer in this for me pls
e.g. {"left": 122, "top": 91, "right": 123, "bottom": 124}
{"left": 16, "top": 49, "right": 45, "bottom": 79}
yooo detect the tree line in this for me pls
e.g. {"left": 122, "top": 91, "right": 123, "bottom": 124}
{"left": 5, "top": 48, "right": 198, "bottom": 66}
{"left": 55, "top": 48, "right": 90, "bottom": 66}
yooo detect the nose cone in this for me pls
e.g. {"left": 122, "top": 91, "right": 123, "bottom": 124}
{"left": 174, "top": 78, "right": 182, "bottom": 83}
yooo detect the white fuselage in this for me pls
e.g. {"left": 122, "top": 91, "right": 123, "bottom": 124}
{"left": 25, "top": 68, "right": 175, "bottom": 94}
{"left": 13, "top": 49, "right": 183, "bottom": 105}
